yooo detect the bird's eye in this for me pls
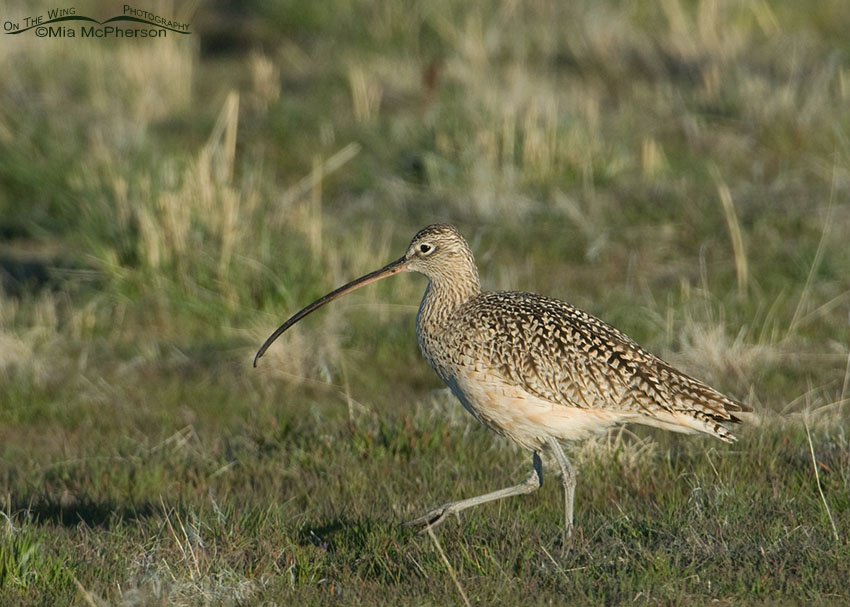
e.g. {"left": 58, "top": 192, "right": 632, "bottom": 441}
{"left": 418, "top": 243, "right": 432, "bottom": 254}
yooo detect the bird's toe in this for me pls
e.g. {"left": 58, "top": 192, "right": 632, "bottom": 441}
{"left": 404, "top": 505, "right": 454, "bottom": 530}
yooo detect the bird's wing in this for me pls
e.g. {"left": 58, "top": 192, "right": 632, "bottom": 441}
{"left": 462, "top": 292, "right": 748, "bottom": 425}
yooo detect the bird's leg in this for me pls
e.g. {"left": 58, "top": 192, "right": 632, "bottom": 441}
{"left": 405, "top": 451, "right": 543, "bottom": 531}
{"left": 546, "top": 437, "right": 576, "bottom": 545}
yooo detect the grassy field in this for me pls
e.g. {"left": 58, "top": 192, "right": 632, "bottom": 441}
{"left": 2, "top": 0, "right": 850, "bottom": 604}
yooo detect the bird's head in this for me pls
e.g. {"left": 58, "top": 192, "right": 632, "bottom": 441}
{"left": 401, "top": 224, "right": 477, "bottom": 281}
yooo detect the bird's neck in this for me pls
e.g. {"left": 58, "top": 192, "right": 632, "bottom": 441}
{"left": 417, "top": 267, "right": 481, "bottom": 333}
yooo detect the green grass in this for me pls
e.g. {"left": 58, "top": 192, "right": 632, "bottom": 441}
{"left": 2, "top": 373, "right": 849, "bottom": 605}
{"left": 2, "top": 0, "right": 850, "bottom": 604}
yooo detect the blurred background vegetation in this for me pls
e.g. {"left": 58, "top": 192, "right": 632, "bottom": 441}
{"left": 1, "top": 0, "right": 849, "bottom": 604}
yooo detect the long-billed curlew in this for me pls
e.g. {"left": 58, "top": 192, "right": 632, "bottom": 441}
{"left": 254, "top": 224, "right": 749, "bottom": 538}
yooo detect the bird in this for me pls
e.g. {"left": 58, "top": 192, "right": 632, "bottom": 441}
{"left": 254, "top": 224, "right": 749, "bottom": 539}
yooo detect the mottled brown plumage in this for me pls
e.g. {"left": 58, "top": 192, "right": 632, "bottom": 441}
{"left": 255, "top": 223, "right": 750, "bottom": 538}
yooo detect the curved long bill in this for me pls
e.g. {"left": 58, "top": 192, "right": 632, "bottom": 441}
{"left": 254, "top": 255, "right": 410, "bottom": 367}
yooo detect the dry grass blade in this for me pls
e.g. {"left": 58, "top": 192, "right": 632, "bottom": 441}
{"left": 804, "top": 421, "right": 840, "bottom": 543}
{"left": 278, "top": 142, "right": 362, "bottom": 210}
{"left": 71, "top": 573, "right": 100, "bottom": 607}
{"left": 540, "top": 544, "right": 571, "bottom": 582}
{"left": 787, "top": 191, "right": 835, "bottom": 337}
{"left": 712, "top": 165, "right": 748, "bottom": 298}
{"left": 842, "top": 350, "right": 850, "bottom": 408}
{"left": 425, "top": 524, "right": 472, "bottom": 607}
{"left": 202, "top": 89, "right": 240, "bottom": 184}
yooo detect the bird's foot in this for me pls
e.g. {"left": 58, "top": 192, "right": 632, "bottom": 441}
{"left": 552, "top": 524, "right": 576, "bottom": 554}
{"left": 404, "top": 503, "right": 458, "bottom": 532}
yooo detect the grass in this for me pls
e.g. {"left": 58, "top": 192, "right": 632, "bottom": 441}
{"left": 1, "top": 0, "right": 850, "bottom": 604}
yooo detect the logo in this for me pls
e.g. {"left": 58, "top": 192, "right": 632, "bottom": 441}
{"left": 3, "top": 5, "right": 191, "bottom": 38}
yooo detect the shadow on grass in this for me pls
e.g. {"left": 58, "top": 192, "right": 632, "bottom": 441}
{"left": 9, "top": 496, "right": 158, "bottom": 528}
{"left": 0, "top": 254, "right": 55, "bottom": 295}
{"left": 298, "top": 520, "right": 346, "bottom": 551}
{"left": 297, "top": 516, "right": 409, "bottom": 553}
{"left": 0, "top": 249, "right": 99, "bottom": 296}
